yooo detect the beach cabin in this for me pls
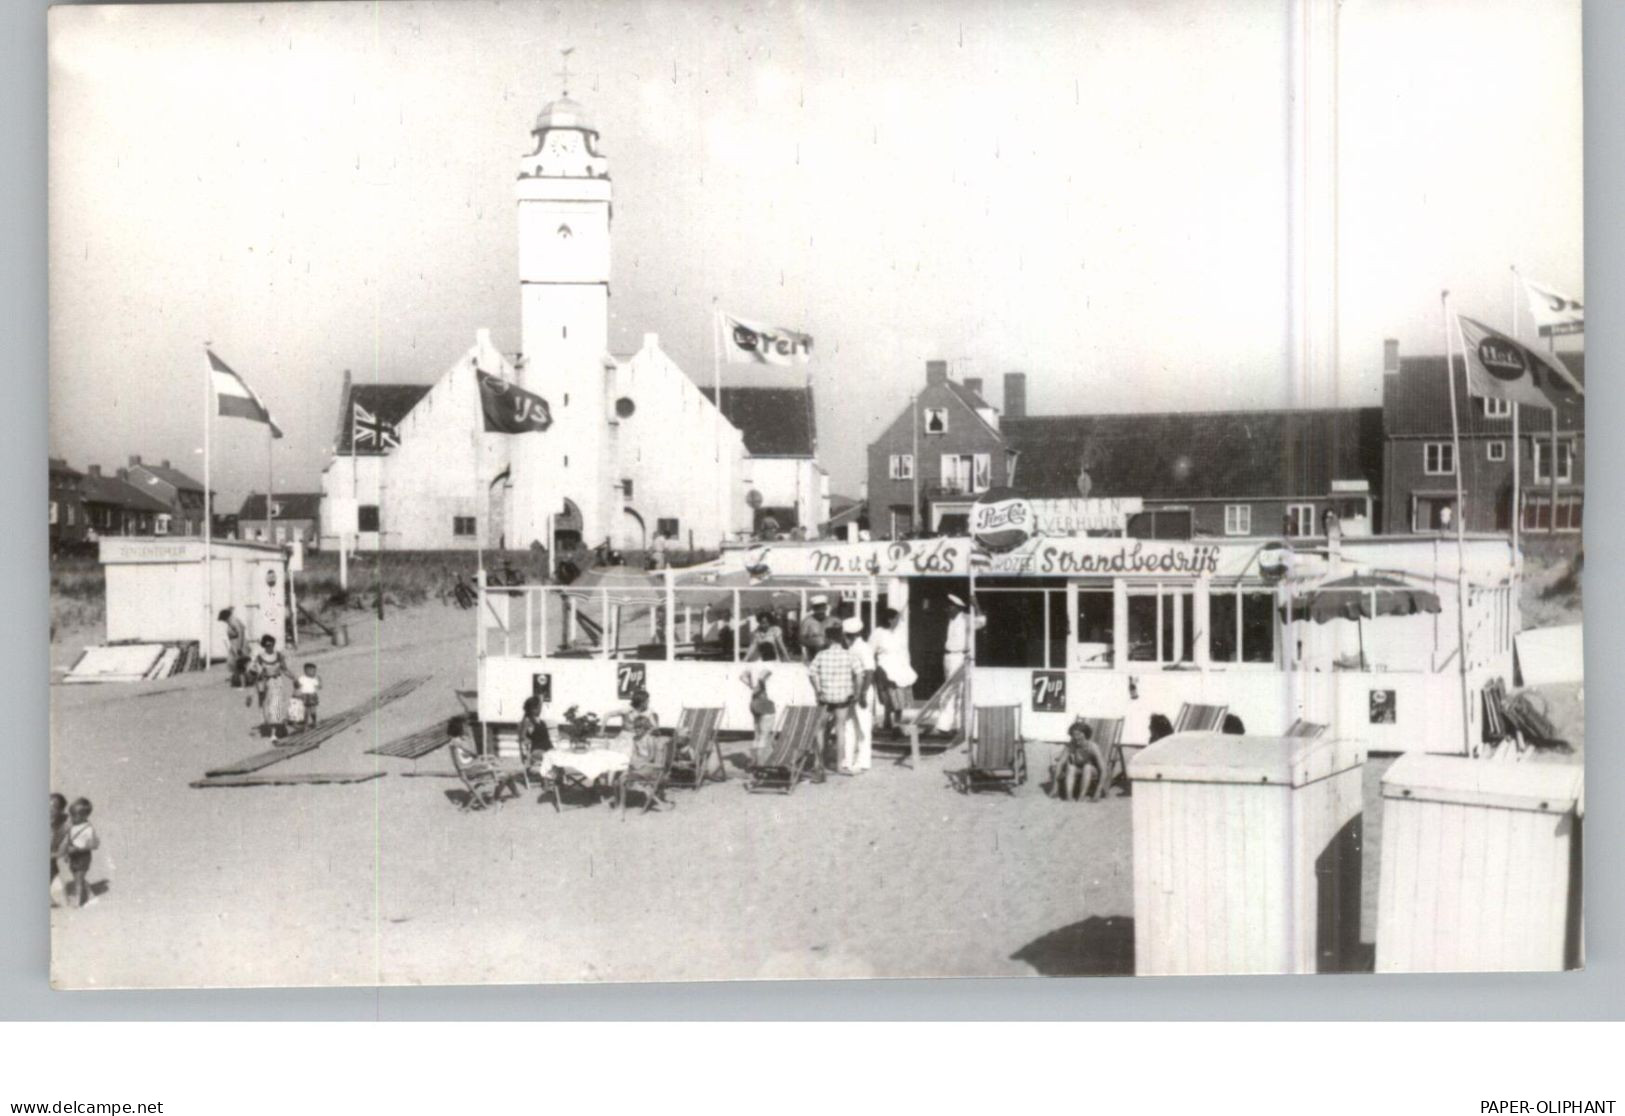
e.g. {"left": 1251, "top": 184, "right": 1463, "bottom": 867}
{"left": 475, "top": 532, "right": 1519, "bottom": 755}
{"left": 100, "top": 537, "right": 290, "bottom": 663}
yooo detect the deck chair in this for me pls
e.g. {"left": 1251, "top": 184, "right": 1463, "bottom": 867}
{"left": 950, "top": 705, "right": 1027, "bottom": 795}
{"left": 747, "top": 705, "right": 822, "bottom": 794}
{"left": 1062, "top": 717, "right": 1128, "bottom": 797}
{"left": 1173, "top": 702, "right": 1229, "bottom": 734}
{"left": 1285, "top": 718, "right": 1329, "bottom": 739}
{"left": 450, "top": 742, "right": 519, "bottom": 811}
{"left": 618, "top": 733, "right": 678, "bottom": 818}
{"left": 666, "top": 707, "right": 726, "bottom": 791}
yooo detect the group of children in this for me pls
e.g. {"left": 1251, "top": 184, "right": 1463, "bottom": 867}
{"left": 49, "top": 793, "right": 98, "bottom": 908}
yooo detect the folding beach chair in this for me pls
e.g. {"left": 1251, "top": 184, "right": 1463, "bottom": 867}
{"left": 950, "top": 705, "right": 1027, "bottom": 795}
{"left": 450, "top": 742, "right": 520, "bottom": 812}
{"left": 1173, "top": 702, "right": 1229, "bottom": 734}
{"left": 1059, "top": 716, "right": 1127, "bottom": 797}
{"left": 618, "top": 732, "right": 678, "bottom": 818}
{"left": 746, "top": 705, "right": 821, "bottom": 794}
{"left": 1285, "top": 718, "right": 1329, "bottom": 739}
{"left": 665, "top": 706, "right": 726, "bottom": 791}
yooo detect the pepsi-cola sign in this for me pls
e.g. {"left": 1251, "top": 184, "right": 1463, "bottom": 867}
{"left": 971, "top": 489, "right": 1033, "bottom": 552}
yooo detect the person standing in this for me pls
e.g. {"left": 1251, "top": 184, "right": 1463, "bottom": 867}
{"left": 247, "top": 635, "right": 294, "bottom": 738}
{"left": 942, "top": 594, "right": 986, "bottom": 682}
{"left": 869, "top": 606, "right": 916, "bottom": 736}
{"left": 843, "top": 616, "right": 876, "bottom": 772}
{"left": 810, "top": 624, "right": 863, "bottom": 777}
{"left": 798, "top": 595, "right": 831, "bottom": 662}
{"left": 218, "top": 607, "right": 248, "bottom": 687}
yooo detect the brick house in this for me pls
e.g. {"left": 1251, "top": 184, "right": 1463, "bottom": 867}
{"left": 125, "top": 455, "right": 209, "bottom": 536}
{"left": 1380, "top": 340, "right": 1584, "bottom": 534}
{"left": 79, "top": 465, "right": 173, "bottom": 537}
{"left": 1003, "top": 407, "right": 1383, "bottom": 540}
{"left": 866, "top": 361, "right": 1017, "bottom": 538}
{"left": 48, "top": 458, "right": 89, "bottom": 553}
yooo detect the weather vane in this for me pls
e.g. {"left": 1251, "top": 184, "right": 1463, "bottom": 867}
{"left": 557, "top": 47, "right": 575, "bottom": 98}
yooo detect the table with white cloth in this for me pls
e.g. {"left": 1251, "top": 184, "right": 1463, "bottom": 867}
{"left": 534, "top": 743, "right": 631, "bottom": 785}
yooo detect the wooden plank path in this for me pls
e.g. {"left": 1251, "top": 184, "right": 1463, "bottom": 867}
{"left": 365, "top": 720, "right": 451, "bottom": 760}
{"left": 202, "top": 676, "right": 428, "bottom": 779}
{"left": 190, "top": 772, "right": 386, "bottom": 789}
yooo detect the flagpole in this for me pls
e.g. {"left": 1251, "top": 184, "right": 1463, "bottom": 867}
{"left": 1548, "top": 330, "right": 1559, "bottom": 537}
{"left": 1510, "top": 267, "right": 1521, "bottom": 554}
{"left": 203, "top": 345, "right": 214, "bottom": 668}
{"left": 713, "top": 303, "right": 725, "bottom": 549}
{"left": 910, "top": 390, "right": 920, "bottom": 538}
{"left": 1442, "top": 291, "right": 1475, "bottom": 756}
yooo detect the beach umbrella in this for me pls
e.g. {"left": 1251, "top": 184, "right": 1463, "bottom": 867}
{"left": 1283, "top": 573, "right": 1442, "bottom": 669}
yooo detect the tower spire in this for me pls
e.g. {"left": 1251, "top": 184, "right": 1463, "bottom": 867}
{"left": 556, "top": 47, "right": 575, "bottom": 99}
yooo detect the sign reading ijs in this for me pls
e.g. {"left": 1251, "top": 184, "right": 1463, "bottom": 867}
{"left": 971, "top": 488, "right": 1033, "bottom": 552}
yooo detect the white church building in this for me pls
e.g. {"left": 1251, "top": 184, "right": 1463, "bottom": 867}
{"left": 320, "top": 89, "right": 825, "bottom": 554}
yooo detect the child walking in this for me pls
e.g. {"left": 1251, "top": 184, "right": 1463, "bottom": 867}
{"left": 62, "top": 798, "right": 99, "bottom": 908}
{"left": 294, "top": 662, "right": 322, "bottom": 728}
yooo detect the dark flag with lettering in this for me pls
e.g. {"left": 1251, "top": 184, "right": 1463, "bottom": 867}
{"left": 1457, "top": 316, "right": 1583, "bottom": 411}
{"left": 477, "top": 368, "right": 552, "bottom": 433}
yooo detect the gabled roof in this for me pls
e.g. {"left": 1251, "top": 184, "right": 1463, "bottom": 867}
{"left": 336, "top": 383, "right": 433, "bottom": 454}
{"left": 1003, "top": 407, "right": 1383, "bottom": 501}
{"left": 1384, "top": 353, "right": 1584, "bottom": 437}
{"left": 238, "top": 492, "right": 323, "bottom": 521}
{"left": 699, "top": 386, "right": 817, "bottom": 457}
{"left": 80, "top": 473, "right": 174, "bottom": 513}
{"left": 132, "top": 461, "right": 205, "bottom": 492}
{"left": 49, "top": 458, "right": 83, "bottom": 478}
{"left": 943, "top": 380, "right": 1001, "bottom": 437}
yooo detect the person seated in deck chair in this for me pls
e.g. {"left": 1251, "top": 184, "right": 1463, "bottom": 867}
{"left": 1050, "top": 719, "right": 1107, "bottom": 802}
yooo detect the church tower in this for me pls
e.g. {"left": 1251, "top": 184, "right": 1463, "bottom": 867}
{"left": 511, "top": 81, "right": 612, "bottom": 551}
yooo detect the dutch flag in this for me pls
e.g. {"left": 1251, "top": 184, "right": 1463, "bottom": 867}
{"left": 208, "top": 350, "right": 283, "bottom": 438}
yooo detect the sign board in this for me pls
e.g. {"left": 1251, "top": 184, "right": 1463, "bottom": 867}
{"left": 1028, "top": 497, "right": 1144, "bottom": 536}
{"left": 733, "top": 537, "right": 1250, "bottom": 580}
{"left": 1031, "top": 670, "right": 1067, "bottom": 713}
{"left": 616, "top": 662, "right": 648, "bottom": 699}
{"left": 531, "top": 672, "right": 553, "bottom": 704}
{"left": 970, "top": 491, "right": 1033, "bottom": 552}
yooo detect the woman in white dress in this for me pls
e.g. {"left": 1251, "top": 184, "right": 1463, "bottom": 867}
{"left": 869, "top": 607, "right": 915, "bottom": 737}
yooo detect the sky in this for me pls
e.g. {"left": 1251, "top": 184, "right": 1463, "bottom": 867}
{"left": 47, "top": 0, "right": 1583, "bottom": 505}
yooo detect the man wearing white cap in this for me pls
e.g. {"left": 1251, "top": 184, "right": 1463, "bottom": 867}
{"left": 842, "top": 615, "right": 875, "bottom": 772}
{"left": 942, "top": 593, "right": 986, "bottom": 683}
{"left": 798, "top": 595, "right": 831, "bottom": 662}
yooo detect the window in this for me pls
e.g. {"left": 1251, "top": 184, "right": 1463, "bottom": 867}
{"left": 1533, "top": 440, "right": 1574, "bottom": 483}
{"left": 889, "top": 506, "right": 914, "bottom": 539}
{"left": 889, "top": 454, "right": 914, "bottom": 481}
{"left": 49, "top": 501, "right": 58, "bottom": 526}
{"left": 657, "top": 517, "right": 679, "bottom": 538}
{"left": 938, "top": 454, "right": 991, "bottom": 495}
{"left": 453, "top": 516, "right": 476, "bottom": 537}
{"left": 1210, "top": 589, "right": 1277, "bottom": 665}
{"left": 1423, "top": 442, "right": 1455, "bottom": 476}
{"left": 1127, "top": 587, "right": 1195, "bottom": 665}
{"left": 1285, "top": 504, "right": 1316, "bottom": 538}
{"left": 155, "top": 514, "right": 171, "bottom": 536}
{"left": 622, "top": 478, "right": 634, "bottom": 498}
{"left": 1487, "top": 441, "right": 1507, "bottom": 462}
{"left": 1523, "top": 494, "right": 1583, "bottom": 532}
{"left": 1483, "top": 397, "right": 1511, "bottom": 418}
{"left": 922, "top": 407, "right": 948, "bottom": 435}
{"left": 1223, "top": 504, "right": 1252, "bottom": 536}
{"left": 975, "top": 585, "right": 1068, "bottom": 668}
{"left": 1075, "top": 589, "right": 1114, "bottom": 668}
{"left": 358, "top": 505, "right": 380, "bottom": 532}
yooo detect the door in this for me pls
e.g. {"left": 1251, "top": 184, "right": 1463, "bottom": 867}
{"left": 906, "top": 577, "right": 969, "bottom": 699}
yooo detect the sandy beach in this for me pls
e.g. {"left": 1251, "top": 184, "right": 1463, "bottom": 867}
{"left": 50, "top": 603, "right": 1140, "bottom": 987}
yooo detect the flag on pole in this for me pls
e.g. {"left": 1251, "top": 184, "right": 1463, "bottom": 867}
{"left": 351, "top": 403, "right": 400, "bottom": 451}
{"left": 1457, "top": 316, "right": 1584, "bottom": 410}
{"left": 1520, "top": 278, "right": 1585, "bottom": 336}
{"left": 720, "top": 312, "right": 813, "bottom": 366}
{"left": 208, "top": 350, "right": 283, "bottom": 437}
{"left": 476, "top": 368, "right": 552, "bottom": 433}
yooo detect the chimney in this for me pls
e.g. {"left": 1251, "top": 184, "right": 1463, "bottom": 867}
{"left": 129, "top": 454, "right": 142, "bottom": 467}
{"left": 161, "top": 459, "right": 171, "bottom": 470}
{"left": 117, "top": 468, "right": 129, "bottom": 482}
{"left": 1004, "top": 372, "right": 1028, "bottom": 419}
{"left": 964, "top": 376, "right": 984, "bottom": 399}
{"left": 88, "top": 465, "right": 101, "bottom": 477}
{"left": 926, "top": 359, "right": 948, "bottom": 386}
{"left": 1383, "top": 339, "right": 1400, "bottom": 374}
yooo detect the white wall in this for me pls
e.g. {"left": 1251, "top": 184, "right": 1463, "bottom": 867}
{"left": 741, "top": 456, "right": 830, "bottom": 533}
{"left": 382, "top": 332, "right": 515, "bottom": 551}
{"left": 609, "top": 336, "right": 748, "bottom": 550}
{"left": 319, "top": 454, "right": 382, "bottom": 551}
